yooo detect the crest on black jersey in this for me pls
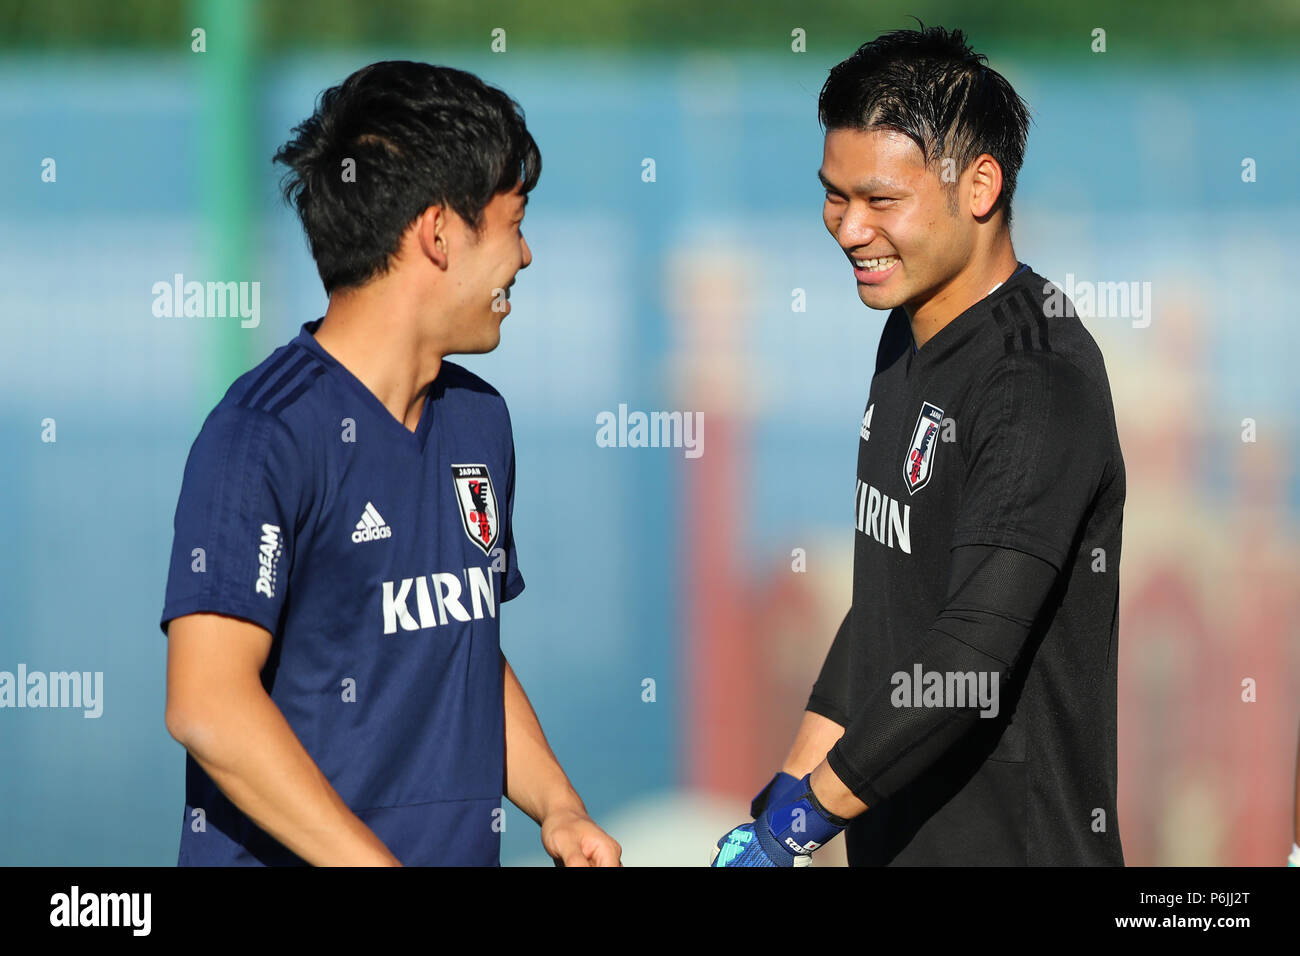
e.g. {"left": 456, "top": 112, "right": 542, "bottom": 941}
{"left": 904, "top": 402, "right": 944, "bottom": 495}
{"left": 451, "top": 464, "right": 500, "bottom": 555}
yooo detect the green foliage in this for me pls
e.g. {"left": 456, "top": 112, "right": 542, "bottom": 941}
{"left": 0, "top": 0, "right": 1295, "bottom": 56}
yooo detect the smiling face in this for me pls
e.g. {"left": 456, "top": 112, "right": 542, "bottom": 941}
{"left": 820, "top": 127, "right": 976, "bottom": 316}
{"left": 441, "top": 181, "right": 532, "bottom": 354}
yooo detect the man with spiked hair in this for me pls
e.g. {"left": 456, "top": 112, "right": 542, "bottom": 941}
{"left": 713, "top": 25, "right": 1126, "bottom": 867}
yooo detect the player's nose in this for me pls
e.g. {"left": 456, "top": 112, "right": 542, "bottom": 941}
{"left": 520, "top": 235, "right": 533, "bottom": 269}
{"left": 837, "top": 209, "right": 878, "bottom": 250}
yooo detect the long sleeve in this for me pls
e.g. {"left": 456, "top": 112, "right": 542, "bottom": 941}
{"left": 825, "top": 543, "right": 1056, "bottom": 806}
{"left": 825, "top": 351, "right": 1114, "bottom": 805}
{"left": 807, "top": 608, "right": 854, "bottom": 727}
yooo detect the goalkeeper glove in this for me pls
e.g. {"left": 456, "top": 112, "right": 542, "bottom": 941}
{"left": 710, "top": 773, "right": 848, "bottom": 867}
{"left": 749, "top": 770, "right": 803, "bottom": 818}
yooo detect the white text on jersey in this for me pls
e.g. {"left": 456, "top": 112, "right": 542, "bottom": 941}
{"left": 352, "top": 501, "right": 392, "bottom": 543}
{"left": 855, "top": 479, "right": 911, "bottom": 553}
{"left": 255, "top": 524, "right": 282, "bottom": 598}
{"left": 381, "top": 567, "right": 497, "bottom": 635}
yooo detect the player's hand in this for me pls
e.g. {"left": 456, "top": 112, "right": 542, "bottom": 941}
{"left": 749, "top": 770, "right": 803, "bottom": 818}
{"left": 541, "top": 807, "right": 623, "bottom": 867}
{"left": 710, "top": 822, "right": 806, "bottom": 867}
{"left": 710, "top": 773, "right": 846, "bottom": 867}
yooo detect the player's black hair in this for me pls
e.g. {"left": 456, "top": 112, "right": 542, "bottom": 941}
{"left": 273, "top": 60, "right": 541, "bottom": 294}
{"left": 819, "top": 24, "right": 1031, "bottom": 223}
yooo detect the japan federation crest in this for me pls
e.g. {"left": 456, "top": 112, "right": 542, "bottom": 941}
{"left": 451, "top": 464, "right": 500, "bottom": 555}
{"left": 903, "top": 402, "right": 945, "bottom": 495}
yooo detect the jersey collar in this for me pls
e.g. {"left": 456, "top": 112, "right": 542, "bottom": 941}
{"left": 293, "top": 318, "right": 438, "bottom": 451}
{"left": 908, "top": 262, "right": 1032, "bottom": 364}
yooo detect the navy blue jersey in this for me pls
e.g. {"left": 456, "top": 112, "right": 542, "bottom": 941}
{"left": 160, "top": 318, "right": 524, "bottom": 866}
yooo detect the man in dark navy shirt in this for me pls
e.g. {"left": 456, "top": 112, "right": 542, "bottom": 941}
{"left": 713, "top": 27, "right": 1125, "bottom": 866}
{"left": 161, "top": 61, "right": 621, "bottom": 867}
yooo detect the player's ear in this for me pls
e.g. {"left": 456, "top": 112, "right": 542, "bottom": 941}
{"left": 416, "top": 205, "right": 450, "bottom": 271}
{"left": 968, "top": 154, "right": 1003, "bottom": 220}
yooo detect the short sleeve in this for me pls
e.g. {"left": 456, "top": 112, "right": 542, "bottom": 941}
{"left": 500, "top": 410, "right": 525, "bottom": 603}
{"left": 159, "top": 405, "right": 306, "bottom": 636}
{"left": 949, "top": 354, "right": 1112, "bottom": 570}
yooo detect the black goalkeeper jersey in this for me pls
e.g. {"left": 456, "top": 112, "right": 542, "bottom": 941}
{"left": 808, "top": 262, "right": 1126, "bottom": 866}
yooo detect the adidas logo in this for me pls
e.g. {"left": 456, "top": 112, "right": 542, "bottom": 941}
{"left": 351, "top": 502, "right": 393, "bottom": 543}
